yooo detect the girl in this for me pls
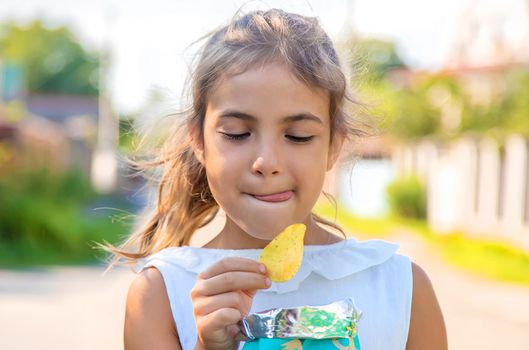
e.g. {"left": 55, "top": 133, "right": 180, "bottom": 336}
{"left": 111, "top": 8, "right": 447, "bottom": 350}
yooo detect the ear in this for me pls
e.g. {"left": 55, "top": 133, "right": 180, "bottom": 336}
{"left": 188, "top": 125, "right": 205, "bottom": 166}
{"left": 326, "top": 133, "right": 344, "bottom": 171}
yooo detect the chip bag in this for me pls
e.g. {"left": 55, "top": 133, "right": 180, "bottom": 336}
{"left": 240, "top": 298, "right": 362, "bottom": 350}
{"left": 259, "top": 223, "right": 306, "bottom": 283}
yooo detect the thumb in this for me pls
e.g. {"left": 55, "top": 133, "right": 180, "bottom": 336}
{"left": 227, "top": 324, "right": 241, "bottom": 337}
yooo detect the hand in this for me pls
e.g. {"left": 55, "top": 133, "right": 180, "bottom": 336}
{"left": 191, "top": 257, "right": 271, "bottom": 350}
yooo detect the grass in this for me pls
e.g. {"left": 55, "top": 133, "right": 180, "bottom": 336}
{"left": 314, "top": 200, "right": 529, "bottom": 286}
{"left": 436, "top": 233, "right": 529, "bottom": 285}
{"left": 314, "top": 202, "right": 395, "bottom": 237}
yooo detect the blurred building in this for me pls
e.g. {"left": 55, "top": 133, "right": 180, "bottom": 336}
{"left": 0, "top": 41, "right": 123, "bottom": 196}
{"left": 0, "top": 60, "right": 98, "bottom": 175}
{"left": 26, "top": 93, "right": 98, "bottom": 173}
{"left": 446, "top": 0, "right": 529, "bottom": 70}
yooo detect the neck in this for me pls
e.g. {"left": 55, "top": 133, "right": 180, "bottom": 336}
{"left": 203, "top": 214, "right": 343, "bottom": 249}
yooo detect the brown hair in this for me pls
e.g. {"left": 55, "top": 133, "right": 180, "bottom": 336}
{"left": 105, "top": 8, "right": 370, "bottom": 266}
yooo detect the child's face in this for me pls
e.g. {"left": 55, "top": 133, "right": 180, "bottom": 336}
{"left": 194, "top": 62, "right": 342, "bottom": 243}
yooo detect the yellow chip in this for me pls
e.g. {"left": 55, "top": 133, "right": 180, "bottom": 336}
{"left": 259, "top": 223, "right": 306, "bottom": 283}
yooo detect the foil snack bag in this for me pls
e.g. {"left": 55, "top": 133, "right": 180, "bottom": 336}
{"left": 240, "top": 298, "right": 362, "bottom": 350}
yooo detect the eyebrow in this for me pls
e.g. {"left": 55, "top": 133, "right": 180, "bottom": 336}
{"left": 218, "top": 110, "right": 324, "bottom": 125}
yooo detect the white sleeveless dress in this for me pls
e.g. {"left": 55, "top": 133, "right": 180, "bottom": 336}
{"left": 137, "top": 238, "right": 413, "bottom": 350}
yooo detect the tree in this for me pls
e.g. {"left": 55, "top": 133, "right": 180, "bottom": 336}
{"left": 458, "top": 68, "right": 529, "bottom": 137}
{"left": 0, "top": 20, "right": 99, "bottom": 95}
{"left": 348, "top": 37, "right": 407, "bottom": 82}
{"left": 345, "top": 37, "right": 441, "bottom": 139}
{"left": 501, "top": 69, "right": 529, "bottom": 136}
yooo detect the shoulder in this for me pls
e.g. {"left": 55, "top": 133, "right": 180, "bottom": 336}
{"left": 406, "top": 262, "right": 448, "bottom": 350}
{"left": 124, "top": 267, "right": 182, "bottom": 350}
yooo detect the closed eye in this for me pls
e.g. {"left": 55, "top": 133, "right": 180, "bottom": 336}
{"left": 286, "top": 135, "right": 314, "bottom": 143}
{"left": 220, "top": 132, "right": 250, "bottom": 141}
{"left": 219, "top": 132, "right": 313, "bottom": 143}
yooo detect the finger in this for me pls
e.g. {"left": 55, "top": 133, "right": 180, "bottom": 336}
{"left": 194, "top": 291, "right": 245, "bottom": 316}
{"left": 241, "top": 288, "right": 259, "bottom": 299}
{"left": 199, "top": 271, "right": 270, "bottom": 296}
{"left": 197, "top": 307, "right": 242, "bottom": 335}
{"left": 199, "top": 257, "right": 266, "bottom": 279}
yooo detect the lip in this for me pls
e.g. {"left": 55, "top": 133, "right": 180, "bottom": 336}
{"left": 251, "top": 190, "right": 294, "bottom": 203}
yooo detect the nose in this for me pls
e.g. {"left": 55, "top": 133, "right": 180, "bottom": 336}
{"left": 252, "top": 156, "right": 280, "bottom": 176}
{"left": 251, "top": 141, "right": 282, "bottom": 177}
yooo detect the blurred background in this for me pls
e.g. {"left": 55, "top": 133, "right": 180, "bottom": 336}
{"left": 1, "top": 0, "right": 529, "bottom": 349}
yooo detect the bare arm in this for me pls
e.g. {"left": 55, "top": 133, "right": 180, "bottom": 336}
{"left": 124, "top": 267, "right": 182, "bottom": 350}
{"left": 406, "top": 262, "right": 448, "bottom": 350}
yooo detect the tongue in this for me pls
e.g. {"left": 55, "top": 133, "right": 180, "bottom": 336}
{"left": 254, "top": 191, "right": 293, "bottom": 202}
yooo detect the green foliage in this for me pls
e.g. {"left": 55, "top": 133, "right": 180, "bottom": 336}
{"left": 348, "top": 37, "right": 407, "bottom": 82}
{"left": 459, "top": 69, "right": 529, "bottom": 136}
{"left": 0, "top": 20, "right": 99, "bottom": 95}
{"left": 347, "top": 34, "right": 529, "bottom": 140}
{"left": 386, "top": 176, "right": 427, "bottom": 219}
{"left": 501, "top": 69, "right": 529, "bottom": 136}
{"left": 119, "top": 117, "right": 139, "bottom": 153}
{"left": 357, "top": 71, "right": 445, "bottom": 140}
{"left": 0, "top": 168, "right": 129, "bottom": 267}
{"left": 388, "top": 85, "right": 441, "bottom": 139}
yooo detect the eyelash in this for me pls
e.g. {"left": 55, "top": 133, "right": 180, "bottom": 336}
{"left": 220, "top": 132, "right": 314, "bottom": 143}
{"left": 222, "top": 132, "right": 249, "bottom": 141}
{"left": 287, "top": 135, "right": 314, "bottom": 143}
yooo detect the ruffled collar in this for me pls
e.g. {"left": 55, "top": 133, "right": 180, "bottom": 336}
{"left": 138, "top": 238, "right": 399, "bottom": 294}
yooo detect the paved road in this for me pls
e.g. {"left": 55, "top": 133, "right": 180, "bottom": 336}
{"left": 390, "top": 230, "right": 529, "bottom": 350}
{"left": 0, "top": 265, "right": 135, "bottom": 350}
{"left": 1, "top": 229, "right": 528, "bottom": 349}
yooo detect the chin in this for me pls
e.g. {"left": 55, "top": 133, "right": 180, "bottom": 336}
{"left": 240, "top": 219, "right": 299, "bottom": 241}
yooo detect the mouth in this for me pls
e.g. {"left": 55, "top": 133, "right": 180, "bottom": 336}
{"left": 249, "top": 190, "right": 294, "bottom": 203}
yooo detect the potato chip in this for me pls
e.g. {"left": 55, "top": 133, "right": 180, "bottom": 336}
{"left": 259, "top": 223, "right": 306, "bottom": 283}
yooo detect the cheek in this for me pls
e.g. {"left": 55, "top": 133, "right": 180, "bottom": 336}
{"left": 202, "top": 133, "right": 245, "bottom": 193}
{"left": 290, "top": 145, "right": 328, "bottom": 188}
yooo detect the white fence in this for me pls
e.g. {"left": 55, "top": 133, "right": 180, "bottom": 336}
{"left": 392, "top": 135, "right": 529, "bottom": 250}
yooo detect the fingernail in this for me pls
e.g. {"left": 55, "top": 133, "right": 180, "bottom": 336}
{"left": 265, "top": 278, "right": 271, "bottom": 287}
{"left": 258, "top": 264, "right": 266, "bottom": 274}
